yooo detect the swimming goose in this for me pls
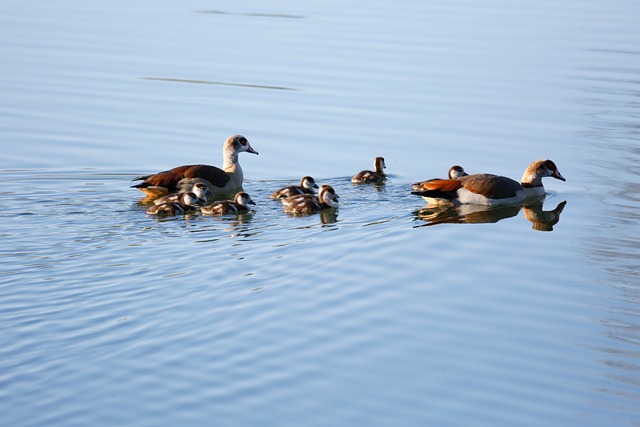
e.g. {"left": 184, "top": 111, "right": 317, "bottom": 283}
{"left": 351, "top": 157, "right": 386, "bottom": 184}
{"left": 146, "top": 191, "right": 203, "bottom": 215}
{"left": 282, "top": 184, "right": 339, "bottom": 214}
{"left": 131, "top": 134, "right": 258, "bottom": 198}
{"left": 412, "top": 165, "right": 468, "bottom": 192}
{"left": 152, "top": 182, "right": 211, "bottom": 206}
{"left": 200, "top": 192, "right": 256, "bottom": 215}
{"left": 270, "top": 176, "right": 319, "bottom": 199}
{"left": 411, "top": 159, "right": 565, "bottom": 206}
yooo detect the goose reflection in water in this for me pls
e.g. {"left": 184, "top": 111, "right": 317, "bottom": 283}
{"left": 414, "top": 200, "right": 567, "bottom": 232}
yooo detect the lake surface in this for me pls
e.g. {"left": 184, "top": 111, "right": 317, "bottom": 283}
{"left": 1, "top": 0, "right": 639, "bottom": 426}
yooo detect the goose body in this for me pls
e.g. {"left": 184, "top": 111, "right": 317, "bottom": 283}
{"left": 152, "top": 182, "right": 211, "bottom": 206}
{"left": 201, "top": 192, "right": 255, "bottom": 215}
{"left": 131, "top": 134, "right": 258, "bottom": 198}
{"left": 411, "top": 159, "right": 565, "bottom": 206}
{"left": 351, "top": 157, "right": 386, "bottom": 184}
{"left": 282, "top": 185, "right": 339, "bottom": 214}
{"left": 270, "top": 176, "right": 319, "bottom": 199}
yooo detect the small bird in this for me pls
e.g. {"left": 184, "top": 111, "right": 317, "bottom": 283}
{"left": 351, "top": 157, "right": 386, "bottom": 184}
{"left": 412, "top": 165, "right": 468, "bottom": 192}
{"left": 152, "top": 182, "right": 211, "bottom": 205}
{"left": 131, "top": 134, "right": 258, "bottom": 198}
{"left": 448, "top": 165, "right": 468, "bottom": 179}
{"left": 270, "top": 176, "right": 319, "bottom": 199}
{"left": 282, "top": 185, "right": 339, "bottom": 214}
{"left": 411, "top": 159, "right": 565, "bottom": 206}
{"left": 146, "top": 191, "right": 203, "bottom": 215}
{"left": 201, "top": 192, "right": 256, "bottom": 215}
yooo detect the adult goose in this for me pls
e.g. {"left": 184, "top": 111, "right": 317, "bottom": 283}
{"left": 351, "top": 157, "right": 386, "bottom": 184}
{"left": 131, "top": 134, "right": 258, "bottom": 198}
{"left": 411, "top": 159, "right": 565, "bottom": 206}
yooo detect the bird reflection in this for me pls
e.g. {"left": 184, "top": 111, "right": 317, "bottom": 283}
{"left": 319, "top": 209, "right": 338, "bottom": 225}
{"left": 414, "top": 200, "right": 567, "bottom": 232}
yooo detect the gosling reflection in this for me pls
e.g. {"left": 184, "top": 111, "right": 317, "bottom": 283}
{"left": 415, "top": 200, "right": 567, "bottom": 232}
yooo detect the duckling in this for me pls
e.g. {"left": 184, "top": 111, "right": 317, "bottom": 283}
{"left": 412, "top": 165, "right": 468, "bottom": 192}
{"left": 201, "top": 192, "right": 256, "bottom": 215}
{"left": 282, "top": 185, "right": 339, "bottom": 214}
{"left": 270, "top": 176, "right": 319, "bottom": 199}
{"left": 146, "top": 191, "right": 202, "bottom": 215}
{"left": 448, "top": 165, "right": 468, "bottom": 179}
{"left": 351, "top": 157, "right": 386, "bottom": 184}
{"left": 153, "top": 182, "right": 211, "bottom": 205}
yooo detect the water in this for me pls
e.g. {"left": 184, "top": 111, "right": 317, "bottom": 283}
{"left": 1, "top": 0, "right": 639, "bottom": 426}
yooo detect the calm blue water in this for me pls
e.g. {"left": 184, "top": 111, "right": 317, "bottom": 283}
{"left": 1, "top": 1, "right": 639, "bottom": 426}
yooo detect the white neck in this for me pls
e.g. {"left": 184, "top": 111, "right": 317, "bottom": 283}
{"left": 223, "top": 147, "right": 242, "bottom": 178}
{"left": 520, "top": 170, "right": 543, "bottom": 188}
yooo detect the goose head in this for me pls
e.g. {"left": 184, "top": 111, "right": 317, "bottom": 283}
{"left": 319, "top": 185, "right": 339, "bottom": 208}
{"left": 234, "top": 192, "right": 256, "bottom": 208}
{"left": 300, "top": 176, "right": 319, "bottom": 191}
{"left": 521, "top": 159, "right": 565, "bottom": 187}
{"left": 226, "top": 134, "right": 259, "bottom": 155}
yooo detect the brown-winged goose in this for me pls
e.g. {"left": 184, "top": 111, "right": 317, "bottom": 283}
{"left": 411, "top": 159, "right": 565, "bottom": 205}
{"left": 131, "top": 134, "right": 258, "bottom": 198}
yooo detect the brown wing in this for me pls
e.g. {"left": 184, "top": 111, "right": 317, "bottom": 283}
{"left": 460, "top": 174, "right": 522, "bottom": 199}
{"left": 181, "top": 165, "right": 230, "bottom": 187}
{"left": 132, "top": 164, "right": 230, "bottom": 192}
{"left": 418, "top": 179, "right": 463, "bottom": 192}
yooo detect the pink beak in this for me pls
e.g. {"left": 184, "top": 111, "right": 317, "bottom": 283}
{"left": 552, "top": 169, "right": 566, "bottom": 181}
{"left": 247, "top": 144, "right": 259, "bottom": 155}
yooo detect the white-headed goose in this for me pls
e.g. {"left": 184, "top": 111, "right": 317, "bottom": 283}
{"left": 270, "top": 176, "right": 319, "bottom": 199}
{"left": 146, "top": 191, "right": 203, "bottom": 215}
{"left": 152, "top": 182, "right": 212, "bottom": 206}
{"left": 412, "top": 165, "right": 468, "bottom": 192}
{"left": 411, "top": 159, "right": 565, "bottom": 206}
{"left": 201, "top": 192, "right": 256, "bottom": 215}
{"left": 351, "top": 157, "right": 386, "bottom": 184}
{"left": 131, "top": 134, "right": 258, "bottom": 198}
{"left": 282, "top": 184, "right": 339, "bottom": 214}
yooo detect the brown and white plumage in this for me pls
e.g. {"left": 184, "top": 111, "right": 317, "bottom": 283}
{"left": 146, "top": 191, "right": 203, "bottom": 215}
{"left": 411, "top": 159, "right": 565, "bottom": 206}
{"left": 351, "top": 157, "right": 386, "bottom": 184}
{"left": 152, "top": 182, "right": 212, "bottom": 206}
{"left": 412, "top": 165, "right": 468, "bottom": 192}
{"left": 282, "top": 185, "right": 339, "bottom": 214}
{"left": 131, "top": 134, "right": 258, "bottom": 198}
{"left": 200, "top": 192, "right": 256, "bottom": 215}
{"left": 270, "top": 176, "right": 319, "bottom": 199}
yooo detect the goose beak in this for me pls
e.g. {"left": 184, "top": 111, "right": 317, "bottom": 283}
{"left": 247, "top": 144, "right": 259, "bottom": 155}
{"left": 552, "top": 170, "right": 566, "bottom": 181}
